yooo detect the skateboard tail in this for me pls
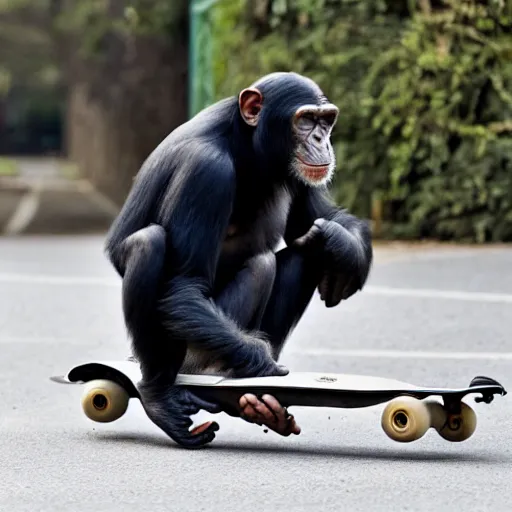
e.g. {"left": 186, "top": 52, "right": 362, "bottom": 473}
{"left": 52, "top": 362, "right": 141, "bottom": 399}
{"left": 50, "top": 375, "right": 74, "bottom": 384}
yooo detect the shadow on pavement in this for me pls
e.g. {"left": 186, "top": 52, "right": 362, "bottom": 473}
{"left": 89, "top": 431, "right": 504, "bottom": 463}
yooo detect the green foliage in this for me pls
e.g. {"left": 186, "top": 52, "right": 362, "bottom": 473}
{"left": 0, "top": 0, "right": 63, "bottom": 154}
{"left": 0, "top": 157, "right": 19, "bottom": 176}
{"left": 212, "top": 0, "right": 512, "bottom": 242}
{"left": 54, "top": 0, "right": 188, "bottom": 59}
{"left": 0, "top": 0, "right": 57, "bottom": 96}
{"left": 0, "top": 66, "right": 10, "bottom": 96}
{"left": 362, "top": 0, "right": 512, "bottom": 241}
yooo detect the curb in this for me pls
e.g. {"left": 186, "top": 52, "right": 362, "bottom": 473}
{"left": 0, "top": 176, "right": 119, "bottom": 236}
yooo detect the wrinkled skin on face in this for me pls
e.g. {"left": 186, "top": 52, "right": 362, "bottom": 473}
{"left": 292, "top": 104, "right": 339, "bottom": 187}
{"left": 238, "top": 84, "right": 339, "bottom": 188}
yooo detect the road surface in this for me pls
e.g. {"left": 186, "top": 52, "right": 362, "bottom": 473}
{"left": 0, "top": 236, "right": 511, "bottom": 511}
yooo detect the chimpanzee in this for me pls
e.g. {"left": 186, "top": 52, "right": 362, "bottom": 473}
{"left": 104, "top": 72, "right": 373, "bottom": 448}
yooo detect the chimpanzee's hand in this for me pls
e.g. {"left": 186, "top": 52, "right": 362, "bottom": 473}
{"left": 139, "top": 384, "right": 222, "bottom": 449}
{"left": 239, "top": 393, "right": 301, "bottom": 437}
{"left": 294, "top": 218, "right": 370, "bottom": 307}
{"left": 230, "top": 337, "right": 289, "bottom": 379}
{"left": 230, "top": 344, "right": 298, "bottom": 437}
{"left": 233, "top": 357, "right": 289, "bottom": 379}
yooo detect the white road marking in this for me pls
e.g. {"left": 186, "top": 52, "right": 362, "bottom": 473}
{"left": 0, "top": 336, "right": 509, "bottom": 366}
{"left": 0, "top": 273, "right": 120, "bottom": 287}
{"left": 287, "top": 348, "right": 512, "bottom": 361}
{"left": 3, "top": 188, "right": 40, "bottom": 235}
{"left": 0, "top": 335, "right": 509, "bottom": 361}
{"left": 0, "top": 336, "right": 76, "bottom": 344}
{"left": 364, "top": 285, "right": 512, "bottom": 304}
{"left": 1, "top": 272, "right": 511, "bottom": 304}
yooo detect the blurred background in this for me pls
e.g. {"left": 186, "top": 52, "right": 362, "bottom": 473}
{"left": 1, "top": 0, "right": 511, "bottom": 241}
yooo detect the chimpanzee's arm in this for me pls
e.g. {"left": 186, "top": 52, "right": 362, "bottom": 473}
{"left": 284, "top": 185, "right": 373, "bottom": 306}
{"left": 284, "top": 185, "right": 370, "bottom": 247}
{"left": 156, "top": 145, "right": 287, "bottom": 379}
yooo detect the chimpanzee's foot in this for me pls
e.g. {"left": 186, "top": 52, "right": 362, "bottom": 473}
{"left": 139, "top": 383, "right": 222, "bottom": 448}
{"left": 239, "top": 393, "right": 301, "bottom": 436}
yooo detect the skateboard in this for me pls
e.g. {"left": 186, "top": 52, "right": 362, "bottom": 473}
{"left": 51, "top": 360, "right": 507, "bottom": 443}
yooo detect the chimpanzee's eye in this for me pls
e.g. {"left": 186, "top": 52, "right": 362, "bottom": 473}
{"left": 323, "top": 113, "right": 337, "bottom": 126}
{"left": 297, "top": 113, "right": 316, "bottom": 131}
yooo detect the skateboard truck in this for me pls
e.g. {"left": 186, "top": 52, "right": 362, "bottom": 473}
{"left": 469, "top": 376, "right": 507, "bottom": 404}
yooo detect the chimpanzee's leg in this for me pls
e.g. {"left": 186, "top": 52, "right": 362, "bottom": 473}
{"left": 118, "top": 224, "right": 222, "bottom": 448}
{"left": 213, "top": 252, "right": 276, "bottom": 331}
{"left": 212, "top": 246, "right": 319, "bottom": 350}
{"left": 120, "top": 225, "right": 167, "bottom": 363}
{"left": 237, "top": 244, "right": 323, "bottom": 437}
{"left": 259, "top": 243, "right": 323, "bottom": 358}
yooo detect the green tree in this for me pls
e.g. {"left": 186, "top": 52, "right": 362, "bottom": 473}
{"left": 212, "top": 0, "right": 512, "bottom": 242}
{"left": 0, "top": 0, "right": 62, "bottom": 154}
{"left": 364, "top": 0, "right": 512, "bottom": 241}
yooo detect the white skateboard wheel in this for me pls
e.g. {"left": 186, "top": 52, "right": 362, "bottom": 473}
{"left": 429, "top": 401, "right": 477, "bottom": 442}
{"left": 81, "top": 379, "right": 129, "bottom": 423}
{"left": 381, "top": 396, "right": 430, "bottom": 442}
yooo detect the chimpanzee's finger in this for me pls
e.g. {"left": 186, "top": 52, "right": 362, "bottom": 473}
{"left": 318, "top": 274, "right": 329, "bottom": 301}
{"left": 293, "top": 224, "right": 322, "bottom": 247}
{"left": 177, "top": 421, "right": 219, "bottom": 448}
{"left": 261, "top": 395, "right": 301, "bottom": 435}
{"left": 239, "top": 395, "right": 264, "bottom": 425}
{"left": 327, "top": 273, "right": 349, "bottom": 307}
{"left": 342, "top": 275, "right": 358, "bottom": 300}
{"left": 239, "top": 394, "right": 273, "bottom": 424}
{"left": 190, "top": 420, "right": 220, "bottom": 436}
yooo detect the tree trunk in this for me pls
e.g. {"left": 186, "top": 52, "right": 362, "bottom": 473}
{"left": 63, "top": 5, "right": 189, "bottom": 205}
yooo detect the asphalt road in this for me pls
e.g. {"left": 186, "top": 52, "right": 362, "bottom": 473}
{"left": 1, "top": 236, "right": 511, "bottom": 511}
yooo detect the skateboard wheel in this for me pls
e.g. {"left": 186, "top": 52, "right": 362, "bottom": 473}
{"left": 81, "top": 379, "right": 129, "bottom": 423}
{"left": 431, "top": 401, "right": 477, "bottom": 442}
{"left": 381, "top": 396, "right": 430, "bottom": 442}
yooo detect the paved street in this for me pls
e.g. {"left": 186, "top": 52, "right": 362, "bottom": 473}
{"left": 0, "top": 236, "right": 511, "bottom": 511}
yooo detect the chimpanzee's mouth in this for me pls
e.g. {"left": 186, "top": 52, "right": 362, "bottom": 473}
{"left": 297, "top": 155, "right": 330, "bottom": 169}
{"left": 303, "top": 167, "right": 328, "bottom": 180}
{"left": 299, "top": 163, "right": 329, "bottom": 182}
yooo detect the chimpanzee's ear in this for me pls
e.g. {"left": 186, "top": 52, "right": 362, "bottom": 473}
{"left": 238, "top": 88, "right": 263, "bottom": 127}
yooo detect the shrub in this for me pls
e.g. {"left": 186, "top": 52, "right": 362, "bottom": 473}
{"left": 212, "top": 0, "right": 512, "bottom": 242}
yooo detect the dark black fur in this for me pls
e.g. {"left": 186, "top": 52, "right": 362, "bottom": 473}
{"left": 105, "top": 72, "right": 373, "bottom": 448}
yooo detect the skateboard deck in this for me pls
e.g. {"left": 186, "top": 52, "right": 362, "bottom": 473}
{"left": 51, "top": 360, "right": 507, "bottom": 444}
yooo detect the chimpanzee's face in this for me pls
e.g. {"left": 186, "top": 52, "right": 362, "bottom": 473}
{"left": 290, "top": 103, "right": 338, "bottom": 187}
{"left": 237, "top": 73, "right": 339, "bottom": 187}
